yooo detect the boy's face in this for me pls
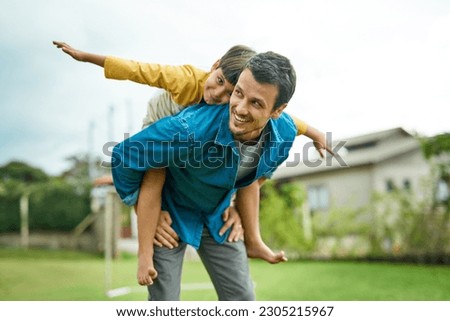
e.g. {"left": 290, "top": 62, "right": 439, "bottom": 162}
{"left": 203, "top": 67, "right": 235, "bottom": 105}
{"left": 229, "top": 68, "right": 287, "bottom": 143}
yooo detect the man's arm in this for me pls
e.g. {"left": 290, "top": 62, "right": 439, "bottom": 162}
{"left": 111, "top": 115, "right": 190, "bottom": 206}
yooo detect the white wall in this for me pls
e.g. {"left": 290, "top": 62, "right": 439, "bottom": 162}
{"left": 372, "top": 149, "right": 431, "bottom": 197}
{"left": 297, "top": 165, "right": 373, "bottom": 209}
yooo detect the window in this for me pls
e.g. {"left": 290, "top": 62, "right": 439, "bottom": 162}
{"left": 436, "top": 179, "right": 449, "bottom": 203}
{"left": 386, "top": 179, "right": 396, "bottom": 192}
{"left": 307, "top": 185, "right": 329, "bottom": 212}
{"left": 403, "top": 179, "right": 411, "bottom": 191}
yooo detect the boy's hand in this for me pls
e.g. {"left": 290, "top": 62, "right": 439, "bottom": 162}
{"left": 154, "top": 211, "right": 179, "bottom": 249}
{"left": 53, "top": 41, "right": 85, "bottom": 62}
{"left": 219, "top": 206, "right": 244, "bottom": 242}
{"left": 313, "top": 140, "right": 335, "bottom": 158}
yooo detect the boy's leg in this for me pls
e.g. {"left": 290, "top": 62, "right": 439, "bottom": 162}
{"left": 142, "top": 90, "right": 183, "bottom": 128}
{"left": 197, "top": 228, "right": 255, "bottom": 301}
{"left": 148, "top": 243, "right": 187, "bottom": 301}
{"left": 136, "top": 168, "right": 166, "bottom": 286}
{"left": 236, "top": 182, "right": 287, "bottom": 264}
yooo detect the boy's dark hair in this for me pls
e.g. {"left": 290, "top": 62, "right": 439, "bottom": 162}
{"left": 219, "top": 45, "right": 256, "bottom": 86}
{"left": 245, "top": 51, "right": 297, "bottom": 111}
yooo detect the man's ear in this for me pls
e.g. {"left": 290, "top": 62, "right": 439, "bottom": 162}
{"left": 271, "top": 103, "right": 288, "bottom": 119}
{"left": 210, "top": 59, "right": 220, "bottom": 71}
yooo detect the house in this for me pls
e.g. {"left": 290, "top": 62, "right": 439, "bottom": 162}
{"left": 272, "top": 127, "right": 433, "bottom": 213}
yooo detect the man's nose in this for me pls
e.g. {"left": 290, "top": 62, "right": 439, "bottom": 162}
{"left": 234, "top": 99, "right": 248, "bottom": 115}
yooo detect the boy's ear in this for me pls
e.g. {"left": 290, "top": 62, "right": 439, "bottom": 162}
{"left": 271, "top": 103, "right": 288, "bottom": 119}
{"left": 210, "top": 59, "right": 220, "bottom": 71}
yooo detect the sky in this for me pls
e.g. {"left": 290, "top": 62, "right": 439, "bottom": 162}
{"left": 1, "top": 0, "right": 449, "bottom": 175}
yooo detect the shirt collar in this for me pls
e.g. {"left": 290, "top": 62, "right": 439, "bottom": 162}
{"left": 214, "top": 106, "right": 235, "bottom": 147}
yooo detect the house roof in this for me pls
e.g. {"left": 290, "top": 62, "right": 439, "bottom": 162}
{"left": 273, "top": 127, "right": 423, "bottom": 180}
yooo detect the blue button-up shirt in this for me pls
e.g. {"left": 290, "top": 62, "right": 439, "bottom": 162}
{"left": 111, "top": 103, "right": 296, "bottom": 249}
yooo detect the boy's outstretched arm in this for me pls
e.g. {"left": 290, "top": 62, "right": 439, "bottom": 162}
{"left": 53, "top": 41, "right": 106, "bottom": 67}
{"left": 288, "top": 114, "right": 334, "bottom": 158}
{"left": 303, "top": 125, "right": 335, "bottom": 158}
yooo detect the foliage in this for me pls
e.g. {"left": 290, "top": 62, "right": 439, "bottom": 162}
{"left": 28, "top": 179, "right": 91, "bottom": 231}
{"left": 420, "top": 132, "right": 450, "bottom": 159}
{"left": 0, "top": 158, "right": 93, "bottom": 232}
{"left": 259, "top": 180, "right": 311, "bottom": 253}
{"left": 61, "top": 154, "right": 97, "bottom": 195}
{"left": 312, "top": 206, "right": 369, "bottom": 238}
{"left": 0, "top": 178, "right": 91, "bottom": 232}
{"left": 420, "top": 132, "right": 450, "bottom": 192}
{"left": 0, "top": 160, "right": 49, "bottom": 183}
{"left": 366, "top": 187, "right": 449, "bottom": 260}
{"left": 0, "top": 180, "right": 22, "bottom": 231}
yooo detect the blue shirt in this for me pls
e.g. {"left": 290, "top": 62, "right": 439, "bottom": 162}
{"left": 111, "top": 103, "right": 296, "bottom": 249}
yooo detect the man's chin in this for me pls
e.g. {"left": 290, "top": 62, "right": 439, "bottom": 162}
{"left": 229, "top": 123, "right": 244, "bottom": 136}
{"left": 230, "top": 130, "right": 249, "bottom": 142}
{"left": 229, "top": 129, "right": 242, "bottom": 141}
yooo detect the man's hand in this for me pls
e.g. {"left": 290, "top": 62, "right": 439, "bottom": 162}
{"left": 219, "top": 206, "right": 244, "bottom": 242}
{"left": 153, "top": 211, "right": 180, "bottom": 249}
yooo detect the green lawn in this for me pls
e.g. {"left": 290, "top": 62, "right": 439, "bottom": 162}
{"left": 1, "top": 248, "right": 449, "bottom": 301}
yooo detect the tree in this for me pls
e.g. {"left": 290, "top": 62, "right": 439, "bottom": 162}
{"left": 0, "top": 161, "right": 49, "bottom": 183}
{"left": 0, "top": 159, "right": 92, "bottom": 233}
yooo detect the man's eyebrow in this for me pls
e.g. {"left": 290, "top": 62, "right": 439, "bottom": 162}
{"left": 252, "top": 96, "right": 266, "bottom": 107}
{"left": 234, "top": 84, "right": 244, "bottom": 93}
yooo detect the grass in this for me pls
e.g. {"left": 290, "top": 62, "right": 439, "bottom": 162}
{"left": 1, "top": 247, "right": 449, "bottom": 301}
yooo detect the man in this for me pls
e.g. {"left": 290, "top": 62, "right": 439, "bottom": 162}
{"left": 111, "top": 51, "right": 297, "bottom": 300}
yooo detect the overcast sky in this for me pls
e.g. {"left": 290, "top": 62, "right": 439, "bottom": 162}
{"left": 1, "top": 0, "right": 449, "bottom": 175}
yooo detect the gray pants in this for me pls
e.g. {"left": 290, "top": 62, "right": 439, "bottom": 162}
{"left": 148, "top": 228, "right": 255, "bottom": 301}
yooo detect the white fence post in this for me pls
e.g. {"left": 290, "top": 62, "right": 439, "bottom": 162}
{"left": 20, "top": 193, "right": 29, "bottom": 249}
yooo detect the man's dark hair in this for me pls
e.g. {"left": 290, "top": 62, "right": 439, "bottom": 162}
{"left": 219, "top": 45, "right": 256, "bottom": 86}
{"left": 245, "top": 51, "right": 297, "bottom": 110}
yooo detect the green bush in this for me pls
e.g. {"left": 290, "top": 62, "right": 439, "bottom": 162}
{"left": 259, "top": 181, "right": 311, "bottom": 253}
{"left": 366, "top": 188, "right": 449, "bottom": 259}
{"left": 0, "top": 179, "right": 91, "bottom": 232}
{"left": 0, "top": 181, "right": 21, "bottom": 232}
{"left": 29, "top": 180, "right": 91, "bottom": 231}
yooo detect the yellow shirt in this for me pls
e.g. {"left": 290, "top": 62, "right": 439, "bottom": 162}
{"left": 104, "top": 56, "right": 209, "bottom": 106}
{"left": 291, "top": 115, "right": 308, "bottom": 135}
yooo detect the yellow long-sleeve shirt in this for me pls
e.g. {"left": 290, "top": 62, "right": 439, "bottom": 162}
{"left": 104, "top": 56, "right": 209, "bottom": 106}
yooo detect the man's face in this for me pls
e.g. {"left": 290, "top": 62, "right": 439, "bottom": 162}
{"left": 229, "top": 68, "right": 286, "bottom": 142}
{"left": 203, "top": 67, "right": 235, "bottom": 105}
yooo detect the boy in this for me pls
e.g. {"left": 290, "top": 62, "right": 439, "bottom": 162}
{"left": 53, "top": 41, "right": 331, "bottom": 286}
